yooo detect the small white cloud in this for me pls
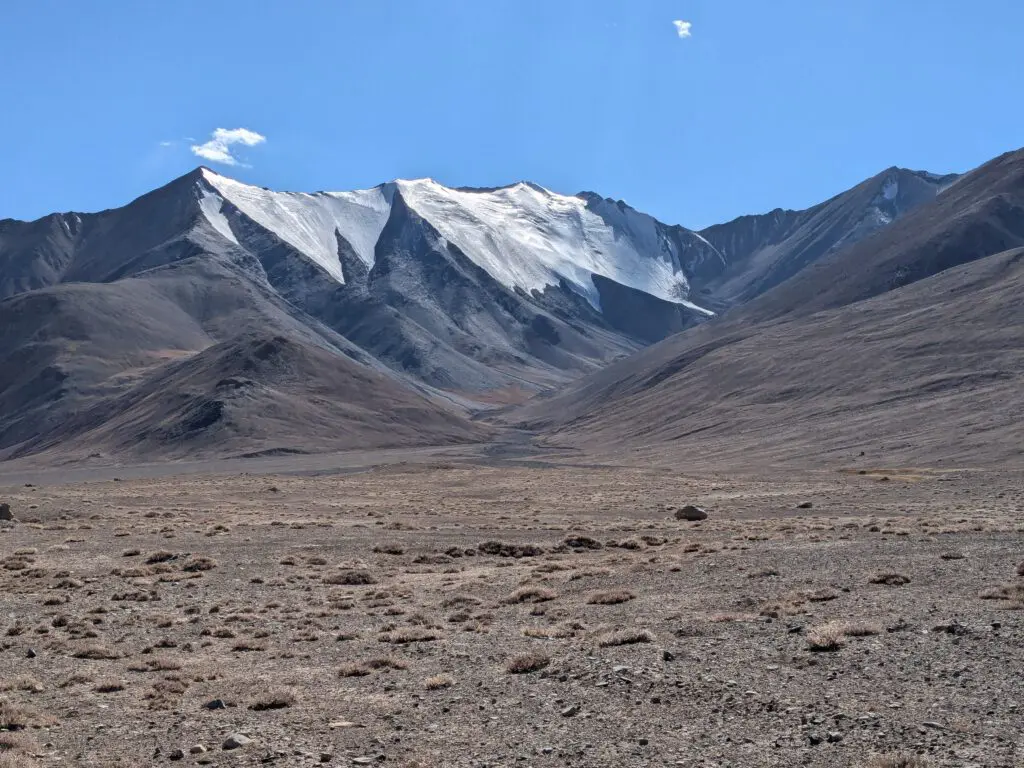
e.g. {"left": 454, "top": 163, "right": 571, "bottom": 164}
{"left": 159, "top": 140, "right": 176, "bottom": 147}
{"left": 672, "top": 20, "right": 692, "bottom": 38}
{"left": 190, "top": 128, "right": 266, "bottom": 167}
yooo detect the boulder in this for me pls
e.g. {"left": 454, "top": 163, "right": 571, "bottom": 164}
{"left": 0, "top": 503, "right": 14, "bottom": 521}
{"left": 675, "top": 505, "right": 708, "bottom": 521}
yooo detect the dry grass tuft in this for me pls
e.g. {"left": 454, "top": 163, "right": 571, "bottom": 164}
{"left": 597, "top": 629, "right": 655, "bottom": 647}
{"left": 523, "top": 624, "right": 575, "bottom": 639}
{"left": 379, "top": 627, "right": 439, "bottom": 644}
{"left": 563, "top": 535, "right": 603, "bottom": 550}
{"left": 979, "top": 583, "right": 1024, "bottom": 602}
{"left": 870, "top": 572, "right": 911, "bottom": 586}
{"left": 478, "top": 541, "right": 545, "bottom": 558}
{"left": 249, "top": 687, "right": 296, "bottom": 711}
{"left": 323, "top": 570, "right": 377, "bottom": 586}
{"left": 424, "top": 674, "right": 455, "bottom": 690}
{"left": 503, "top": 586, "right": 557, "bottom": 604}
{"left": 586, "top": 589, "right": 635, "bottom": 605}
{"left": 338, "top": 663, "right": 371, "bottom": 678}
{"left": 70, "top": 644, "right": 120, "bottom": 660}
{"left": 145, "top": 551, "right": 177, "bottom": 564}
{"left": 0, "top": 730, "right": 42, "bottom": 767}
{"left": 803, "top": 620, "right": 879, "bottom": 651}
{"left": 93, "top": 679, "right": 126, "bottom": 693}
{"left": 366, "top": 657, "right": 408, "bottom": 671}
{"left": 506, "top": 652, "right": 550, "bottom": 674}
{"left": 0, "top": 698, "right": 56, "bottom": 729}
{"left": 182, "top": 556, "right": 217, "bottom": 572}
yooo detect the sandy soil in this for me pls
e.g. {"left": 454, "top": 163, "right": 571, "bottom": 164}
{"left": 1, "top": 460, "right": 1022, "bottom": 767}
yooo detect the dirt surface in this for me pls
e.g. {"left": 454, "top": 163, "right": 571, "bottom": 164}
{"left": 1, "top": 461, "right": 1022, "bottom": 767}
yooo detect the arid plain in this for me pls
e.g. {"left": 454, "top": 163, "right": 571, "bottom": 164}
{"left": 2, "top": 454, "right": 1022, "bottom": 767}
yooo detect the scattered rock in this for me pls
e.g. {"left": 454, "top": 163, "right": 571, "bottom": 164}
{"left": 796, "top": 501, "right": 813, "bottom": 509}
{"left": 0, "top": 503, "right": 14, "bottom": 521}
{"left": 675, "top": 505, "right": 708, "bottom": 521}
{"left": 169, "top": 749, "right": 185, "bottom": 761}
{"left": 662, "top": 649, "right": 676, "bottom": 662}
{"left": 190, "top": 745, "right": 208, "bottom": 754}
{"left": 222, "top": 733, "right": 251, "bottom": 750}
{"left": 560, "top": 704, "right": 580, "bottom": 717}
{"left": 204, "top": 698, "right": 227, "bottom": 710}
{"left": 26, "top": 648, "right": 37, "bottom": 659}
{"left": 826, "top": 731, "right": 843, "bottom": 743}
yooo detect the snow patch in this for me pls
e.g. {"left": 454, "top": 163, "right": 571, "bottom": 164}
{"left": 395, "top": 179, "right": 711, "bottom": 313}
{"left": 882, "top": 177, "right": 899, "bottom": 201}
{"left": 197, "top": 170, "right": 714, "bottom": 317}
{"left": 197, "top": 186, "right": 240, "bottom": 246}
{"left": 201, "top": 169, "right": 392, "bottom": 283}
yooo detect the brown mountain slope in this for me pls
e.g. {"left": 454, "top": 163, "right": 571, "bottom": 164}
{"left": 511, "top": 247, "right": 1024, "bottom": 467}
{"left": 744, "top": 148, "right": 1024, "bottom": 321}
{"left": 10, "top": 333, "right": 489, "bottom": 462}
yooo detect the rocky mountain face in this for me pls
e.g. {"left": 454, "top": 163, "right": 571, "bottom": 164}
{"left": 678, "top": 167, "right": 959, "bottom": 306}
{"left": 0, "top": 154, "right": 996, "bottom": 463}
{"left": 508, "top": 149, "right": 1024, "bottom": 467}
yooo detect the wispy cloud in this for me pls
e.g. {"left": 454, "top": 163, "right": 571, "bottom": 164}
{"left": 672, "top": 20, "right": 692, "bottom": 38}
{"left": 190, "top": 128, "right": 266, "bottom": 167}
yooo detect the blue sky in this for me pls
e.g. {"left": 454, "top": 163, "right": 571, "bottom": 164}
{"left": 3, "top": 1, "right": 1022, "bottom": 228}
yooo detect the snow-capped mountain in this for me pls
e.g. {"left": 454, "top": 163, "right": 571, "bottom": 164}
{"left": 198, "top": 169, "right": 715, "bottom": 317}
{"left": 0, "top": 161, "right": 963, "bottom": 462}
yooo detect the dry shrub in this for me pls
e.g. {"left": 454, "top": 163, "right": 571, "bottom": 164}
{"left": 523, "top": 625, "right": 575, "bottom": 639}
{"left": 804, "top": 588, "right": 838, "bottom": 602}
{"left": 373, "top": 544, "right": 405, "bottom": 555}
{"left": 367, "top": 657, "right": 408, "bottom": 671}
{"left": 806, "top": 623, "right": 846, "bottom": 652}
{"left": 182, "top": 557, "right": 217, "bottom": 572}
{"left": 143, "top": 656, "right": 181, "bottom": 671}
{"left": 338, "top": 663, "right": 371, "bottom": 678}
{"left": 1017, "top": 561, "right": 1024, "bottom": 577}
{"left": 231, "top": 640, "right": 266, "bottom": 652}
{"left": 0, "top": 699, "right": 56, "bottom": 729}
{"left": 0, "top": 678, "right": 42, "bottom": 695}
{"left": 324, "top": 570, "right": 377, "bottom": 586}
{"left": 379, "top": 627, "right": 438, "bottom": 644}
{"left": 249, "top": 687, "right": 296, "bottom": 711}
{"left": 586, "top": 590, "right": 635, "bottom": 605}
{"left": 441, "top": 595, "right": 481, "bottom": 609}
{"left": 506, "top": 653, "right": 550, "bottom": 674}
{"left": 93, "top": 679, "right": 125, "bottom": 693}
{"left": 0, "top": 730, "right": 41, "bottom": 766}
{"left": 597, "top": 629, "right": 654, "bottom": 647}
{"left": 503, "top": 586, "right": 557, "bottom": 604}
{"left": 478, "top": 541, "right": 545, "bottom": 558}
{"left": 980, "top": 583, "right": 1024, "bottom": 602}
{"left": 563, "top": 536, "right": 603, "bottom": 550}
{"left": 145, "top": 551, "right": 177, "bottom": 564}
{"left": 870, "top": 572, "right": 911, "bottom": 586}
{"left": 709, "top": 612, "right": 758, "bottom": 623}
{"left": 424, "top": 674, "right": 454, "bottom": 690}
{"left": 838, "top": 620, "right": 882, "bottom": 637}
{"left": 70, "top": 644, "right": 120, "bottom": 660}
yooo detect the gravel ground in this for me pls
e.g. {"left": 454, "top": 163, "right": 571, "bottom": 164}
{"left": 1, "top": 462, "right": 1022, "bottom": 767}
